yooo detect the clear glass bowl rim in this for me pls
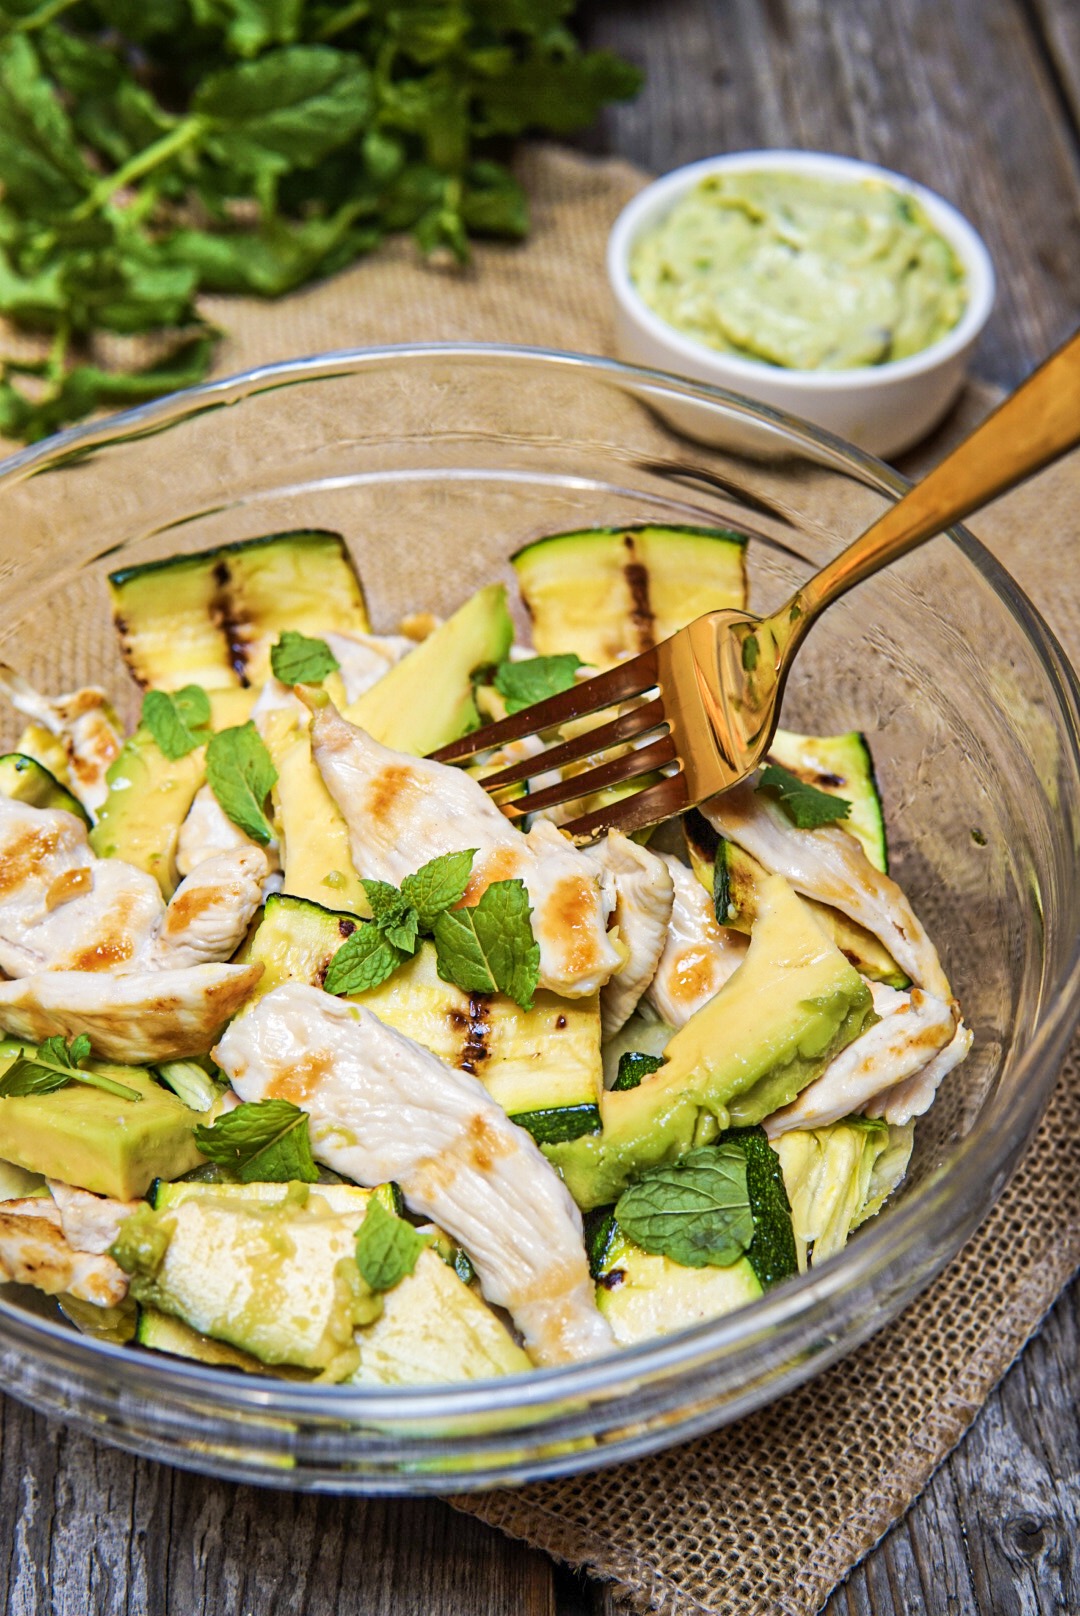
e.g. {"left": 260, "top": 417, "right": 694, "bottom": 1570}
{"left": 0, "top": 340, "right": 1078, "bottom": 1427}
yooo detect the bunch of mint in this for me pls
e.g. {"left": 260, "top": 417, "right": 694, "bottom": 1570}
{"left": 0, "top": 0, "right": 640, "bottom": 441}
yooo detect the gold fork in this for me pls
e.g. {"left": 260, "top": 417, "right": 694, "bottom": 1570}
{"left": 431, "top": 328, "right": 1080, "bottom": 840}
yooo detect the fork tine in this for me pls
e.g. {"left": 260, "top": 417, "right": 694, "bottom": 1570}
{"left": 428, "top": 648, "right": 660, "bottom": 764}
{"left": 561, "top": 770, "right": 691, "bottom": 841}
{"left": 478, "top": 695, "right": 668, "bottom": 791}
{"left": 500, "top": 733, "right": 678, "bottom": 820}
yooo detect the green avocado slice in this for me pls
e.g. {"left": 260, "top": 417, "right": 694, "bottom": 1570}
{"left": 544, "top": 875, "right": 875, "bottom": 1209}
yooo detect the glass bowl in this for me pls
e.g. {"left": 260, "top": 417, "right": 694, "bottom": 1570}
{"left": 0, "top": 345, "right": 1077, "bottom": 1492}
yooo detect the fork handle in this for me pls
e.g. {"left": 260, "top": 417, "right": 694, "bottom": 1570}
{"left": 793, "top": 324, "right": 1080, "bottom": 620}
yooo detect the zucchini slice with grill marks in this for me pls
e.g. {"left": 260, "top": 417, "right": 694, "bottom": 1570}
{"left": 0, "top": 752, "right": 90, "bottom": 825}
{"left": 767, "top": 728, "right": 888, "bottom": 872}
{"left": 683, "top": 810, "right": 909, "bottom": 989}
{"left": 109, "top": 531, "right": 370, "bottom": 692}
{"left": 512, "top": 523, "right": 747, "bottom": 669}
{"left": 241, "top": 894, "right": 603, "bottom": 1142}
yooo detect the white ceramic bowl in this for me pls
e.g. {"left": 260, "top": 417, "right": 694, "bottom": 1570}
{"left": 608, "top": 149, "right": 996, "bottom": 460}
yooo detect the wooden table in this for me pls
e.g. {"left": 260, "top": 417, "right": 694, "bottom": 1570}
{"left": 4, "top": 3, "right": 1079, "bottom": 1613}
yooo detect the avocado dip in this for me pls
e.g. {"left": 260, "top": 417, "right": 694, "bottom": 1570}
{"left": 629, "top": 169, "right": 967, "bottom": 370}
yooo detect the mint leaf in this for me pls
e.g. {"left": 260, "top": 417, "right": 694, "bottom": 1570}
{"left": 0, "top": 1035, "right": 142, "bottom": 1101}
{"left": 355, "top": 1196, "right": 429, "bottom": 1292}
{"left": 323, "top": 924, "right": 407, "bottom": 996}
{"left": 206, "top": 721, "right": 278, "bottom": 845}
{"left": 270, "top": 629, "right": 339, "bottom": 686}
{"left": 757, "top": 763, "right": 851, "bottom": 831}
{"left": 194, "top": 46, "right": 373, "bottom": 176}
{"left": 493, "top": 653, "right": 583, "bottom": 715}
{"left": 432, "top": 878, "right": 539, "bottom": 1010}
{"left": 141, "top": 685, "right": 212, "bottom": 760}
{"left": 360, "top": 878, "right": 419, "bottom": 953}
{"left": 614, "top": 1144, "right": 754, "bottom": 1268}
{"left": 400, "top": 849, "right": 477, "bottom": 931}
{"left": 194, "top": 1098, "right": 318, "bottom": 1183}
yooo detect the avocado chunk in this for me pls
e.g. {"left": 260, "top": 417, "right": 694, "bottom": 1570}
{"left": 348, "top": 1246, "right": 532, "bottom": 1385}
{"left": 112, "top": 1185, "right": 379, "bottom": 1375}
{"left": 344, "top": 583, "right": 513, "bottom": 755}
{"left": 0, "top": 1055, "right": 204, "bottom": 1199}
{"left": 88, "top": 726, "right": 206, "bottom": 897}
{"left": 544, "top": 875, "right": 875, "bottom": 1209}
{"left": 259, "top": 709, "right": 366, "bottom": 914}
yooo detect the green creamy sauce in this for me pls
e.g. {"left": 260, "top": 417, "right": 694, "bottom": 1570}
{"left": 630, "top": 170, "right": 967, "bottom": 370}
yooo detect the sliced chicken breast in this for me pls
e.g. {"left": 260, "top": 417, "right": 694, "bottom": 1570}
{"left": 150, "top": 847, "right": 267, "bottom": 969}
{"left": 0, "top": 665, "right": 122, "bottom": 814}
{"left": 579, "top": 834, "right": 673, "bottom": 1038}
{"left": 864, "top": 1020, "right": 974, "bottom": 1125}
{"left": 176, "top": 783, "right": 260, "bottom": 876}
{"left": 0, "top": 797, "right": 163, "bottom": 978}
{"left": 764, "top": 982, "right": 957, "bottom": 1136}
{"left": 308, "top": 700, "right": 621, "bottom": 998}
{"left": 47, "top": 1182, "right": 142, "bottom": 1255}
{"left": 0, "top": 962, "right": 263, "bottom": 1063}
{"left": 645, "top": 854, "right": 749, "bottom": 1028}
{"left": 215, "top": 982, "right": 614, "bottom": 1367}
{"left": 323, "top": 631, "right": 414, "bottom": 703}
{"left": 0, "top": 1198, "right": 128, "bottom": 1305}
{"left": 703, "top": 781, "right": 951, "bottom": 998}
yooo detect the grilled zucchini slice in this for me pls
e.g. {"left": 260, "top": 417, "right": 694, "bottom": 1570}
{"left": 512, "top": 523, "right": 747, "bottom": 668}
{"left": 767, "top": 728, "right": 888, "bottom": 872}
{"left": 109, "top": 531, "right": 370, "bottom": 692}
{"left": 0, "top": 752, "right": 90, "bottom": 825}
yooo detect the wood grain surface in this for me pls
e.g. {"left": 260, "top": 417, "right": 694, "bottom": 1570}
{"left": 4, "top": 3, "right": 1079, "bottom": 1614}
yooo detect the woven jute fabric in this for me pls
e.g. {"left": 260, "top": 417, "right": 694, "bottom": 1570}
{"left": 5, "top": 144, "right": 1079, "bottom": 1616}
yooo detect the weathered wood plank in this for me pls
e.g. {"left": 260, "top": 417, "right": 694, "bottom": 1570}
{"left": 578, "top": 0, "right": 1080, "bottom": 388}
{"left": 1028, "top": 0, "right": 1080, "bottom": 131}
{"left": 0, "top": 1396, "right": 556, "bottom": 1616}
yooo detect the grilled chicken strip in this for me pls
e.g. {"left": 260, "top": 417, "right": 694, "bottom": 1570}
{"left": 0, "top": 962, "right": 262, "bottom": 1063}
{"left": 0, "top": 798, "right": 162, "bottom": 977}
{"left": 176, "top": 783, "right": 259, "bottom": 877}
{"left": 47, "top": 1182, "right": 142, "bottom": 1255}
{"left": 308, "top": 700, "right": 621, "bottom": 998}
{"left": 764, "top": 982, "right": 957, "bottom": 1136}
{"left": 149, "top": 847, "right": 267, "bottom": 969}
{"left": 579, "top": 834, "right": 673, "bottom": 1038}
{"left": 0, "top": 1197, "right": 128, "bottom": 1305}
{"left": 0, "top": 665, "right": 122, "bottom": 815}
{"left": 215, "top": 982, "right": 614, "bottom": 1366}
{"left": 864, "top": 1020, "right": 974, "bottom": 1126}
{"left": 645, "top": 854, "right": 748, "bottom": 1028}
{"left": 703, "top": 782, "right": 951, "bottom": 998}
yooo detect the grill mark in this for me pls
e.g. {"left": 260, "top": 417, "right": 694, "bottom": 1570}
{"left": 459, "top": 994, "right": 491, "bottom": 1074}
{"left": 622, "top": 535, "right": 655, "bottom": 653}
{"left": 208, "top": 560, "right": 251, "bottom": 686}
{"left": 597, "top": 1268, "right": 625, "bottom": 1290}
{"left": 317, "top": 919, "right": 358, "bottom": 986}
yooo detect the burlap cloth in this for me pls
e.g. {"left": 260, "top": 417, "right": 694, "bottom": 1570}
{"left": 6, "top": 146, "right": 1079, "bottom": 1615}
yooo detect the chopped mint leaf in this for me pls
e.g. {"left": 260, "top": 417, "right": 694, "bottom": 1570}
{"left": 194, "top": 1098, "right": 318, "bottom": 1183}
{"left": 355, "top": 1197, "right": 429, "bottom": 1292}
{"left": 493, "top": 653, "right": 583, "bottom": 714}
{"left": 141, "top": 685, "right": 212, "bottom": 760}
{"left": 614, "top": 1143, "right": 754, "bottom": 1268}
{"left": 757, "top": 763, "right": 851, "bottom": 831}
{"left": 400, "top": 849, "right": 477, "bottom": 931}
{"left": 432, "top": 877, "right": 539, "bottom": 1010}
{"left": 0, "top": 1034, "right": 142, "bottom": 1101}
{"left": 270, "top": 630, "right": 340, "bottom": 686}
{"left": 206, "top": 722, "right": 278, "bottom": 845}
{"left": 360, "top": 879, "right": 419, "bottom": 955}
{"left": 323, "top": 924, "right": 407, "bottom": 996}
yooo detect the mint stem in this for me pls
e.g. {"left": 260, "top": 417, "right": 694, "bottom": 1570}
{"left": 70, "top": 119, "right": 204, "bottom": 223}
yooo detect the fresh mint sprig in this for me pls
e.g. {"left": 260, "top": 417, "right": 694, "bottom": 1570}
{"left": 206, "top": 721, "right": 278, "bottom": 845}
{"left": 492, "top": 653, "right": 584, "bottom": 714}
{"left": 270, "top": 630, "right": 339, "bottom": 686}
{"left": 193, "top": 1098, "right": 318, "bottom": 1182}
{"left": 614, "top": 1144, "right": 754, "bottom": 1269}
{"left": 323, "top": 848, "right": 540, "bottom": 1010}
{"left": 141, "top": 685, "right": 212, "bottom": 760}
{"left": 354, "top": 1197, "right": 429, "bottom": 1292}
{"left": 0, "top": 1034, "right": 143, "bottom": 1102}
